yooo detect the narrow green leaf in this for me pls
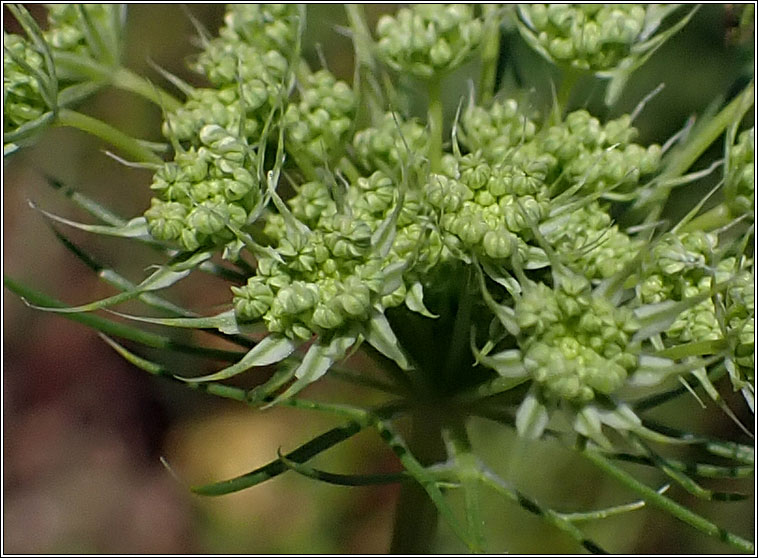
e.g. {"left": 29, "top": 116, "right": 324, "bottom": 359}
{"left": 376, "top": 420, "right": 478, "bottom": 551}
{"left": 271, "top": 333, "right": 358, "bottom": 402}
{"left": 476, "top": 266, "right": 520, "bottom": 336}
{"left": 30, "top": 201, "right": 151, "bottom": 238}
{"left": 481, "top": 260, "right": 522, "bottom": 297}
{"left": 58, "top": 80, "right": 108, "bottom": 107}
{"left": 277, "top": 449, "right": 409, "bottom": 486}
{"left": 405, "top": 281, "right": 438, "bottom": 318}
{"left": 632, "top": 437, "right": 748, "bottom": 502}
{"left": 110, "top": 308, "right": 243, "bottom": 335}
{"left": 632, "top": 288, "right": 725, "bottom": 342}
{"left": 245, "top": 365, "right": 298, "bottom": 404}
{"left": 191, "top": 421, "right": 366, "bottom": 496}
{"left": 24, "top": 252, "right": 210, "bottom": 314}
{"left": 476, "top": 348, "right": 527, "bottom": 378}
{"left": 3, "top": 111, "right": 56, "bottom": 144}
{"left": 478, "top": 466, "right": 608, "bottom": 554}
{"left": 516, "top": 391, "right": 549, "bottom": 440}
{"left": 178, "top": 335, "right": 298, "bottom": 383}
{"left": 364, "top": 309, "right": 411, "bottom": 370}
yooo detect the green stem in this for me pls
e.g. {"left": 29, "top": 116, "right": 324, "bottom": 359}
{"left": 582, "top": 448, "right": 754, "bottom": 554}
{"left": 553, "top": 67, "right": 579, "bottom": 124}
{"left": 52, "top": 52, "right": 183, "bottom": 112}
{"left": 679, "top": 203, "right": 733, "bottom": 233}
{"left": 428, "top": 76, "right": 444, "bottom": 174}
{"left": 111, "top": 67, "right": 182, "bottom": 112}
{"left": 479, "top": 4, "right": 501, "bottom": 105}
{"left": 443, "top": 418, "right": 486, "bottom": 552}
{"left": 664, "top": 80, "right": 754, "bottom": 181}
{"left": 337, "top": 156, "right": 362, "bottom": 184}
{"left": 55, "top": 108, "right": 163, "bottom": 164}
{"left": 390, "top": 411, "right": 446, "bottom": 554}
{"left": 345, "top": 4, "right": 383, "bottom": 126}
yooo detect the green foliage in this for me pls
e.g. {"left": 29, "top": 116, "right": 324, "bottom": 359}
{"left": 3, "top": 4, "right": 754, "bottom": 554}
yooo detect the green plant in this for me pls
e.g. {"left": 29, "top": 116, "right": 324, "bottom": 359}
{"left": 3, "top": 4, "right": 754, "bottom": 553}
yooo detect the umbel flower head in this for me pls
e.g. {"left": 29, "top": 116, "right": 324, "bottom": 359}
{"left": 3, "top": 3, "right": 754, "bottom": 554}
{"left": 376, "top": 4, "right": 483, "bottom": 78}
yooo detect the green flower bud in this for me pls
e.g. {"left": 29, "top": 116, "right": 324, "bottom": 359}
{"left": 483, "top": 228, "right": 514, "bottom": 259}
{"left": 232, "top": 278, "right": 274, "bottom": 322}
{"left": 188, "top": 199, "right": 234, "bottom": 235}
{"left": 275, "top": 281, "right": 320, "bottom": 316}
{"left": 312, "top": 302, "right": 345, "bottom": 330}
{"left": 353, "top": 113, "right": 429, "bottom": 174}
{"left": 144, "top": 200, "right": 187, "bottom": 242}
{"left": 461, "top": 99, "right": 537, "bottom": 160}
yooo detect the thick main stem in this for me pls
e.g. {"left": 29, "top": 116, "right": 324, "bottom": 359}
{"left": 389, "top": 411, "right": 446, "bottom": 554}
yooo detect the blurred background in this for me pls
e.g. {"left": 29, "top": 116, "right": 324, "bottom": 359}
{"left": 3, "top": 4, "right": 754, "bottom": 553}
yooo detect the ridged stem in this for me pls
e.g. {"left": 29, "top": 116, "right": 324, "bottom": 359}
{"left": 389, "top": 411, "right": 446, "bottom": 554}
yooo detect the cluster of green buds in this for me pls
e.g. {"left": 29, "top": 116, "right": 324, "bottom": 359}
{"left": 724, "top": 260, "right": 755, "bottom": 380}
{"left": 233, "top": 213, "right": 388, "bottom": 340}
{"left": 375, "top": 4, "right": 483, "bottom": 78}
{"left": 514, "top": 277, "right": 639, "bottom": 404}
{"left": 637, "top": 231, "right": 725, "bottom": 344}
{"left": 516, "top": 4, "right": 648, "bottom": 72}
{"left": 4, "top": 5, "right": 755, "bottom": 553}
{"left": 539, "top": 110, "right": 662, "bottom": 194}
{"left": 43, "top": 4, "right": 122, "bottom": 62}
{"left": 724, "top": 127, "right": 755, "bottom": 219}
{"left": 283, "top": 70, "right": 356, "bottom": 168}
{"left": 426, "top": 154, "right": 551, "bottom": 262}
{"left": 3, "top": 5, "right": 125, "bottom": 154}
{"left": 460, "top": 98, "right": 539, "bottom": 162}
{"left": 3, "top": 32, "right": 49, "bottom": 134}
{"left": 162, "top": 6, "right": 295, "bottom": 145}
{"left": 144, "top": 124, "right": 259, "bottom": 252}
{"left": 543, "top": 202, "right": 641, "bottom": 280}
{"left": 166, "top": 45, "right": 288, "bottom": 144}
{"left": 352, "top": 112, "right": 429, "bottom": 176}
{"left": 218, "top": 4, "right": 300, "bottom": 53}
